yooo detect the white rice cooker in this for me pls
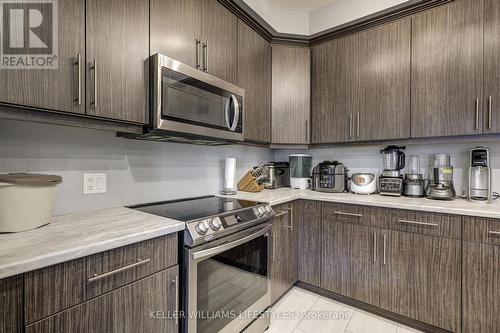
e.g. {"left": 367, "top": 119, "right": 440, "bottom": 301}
{"left": 350, "top": 173, "right": 377, "bottom": 195}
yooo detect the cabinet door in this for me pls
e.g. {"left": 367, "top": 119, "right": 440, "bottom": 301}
{"left": 0, "top": 276, "right": 23, "bottom": 333}
{"left": 321, "top": 221, "right": 380, "bottom": 306}
{"left": 201, "top": 0, "right": 238, "bottom": 84}
{"left": 380, "top": 230, "right": 461, "bottom": 332}
{"left": 86, "top": 0, "right": 149, "bottom": 123}
{"left": 484, "top": 0, "right": 500, "bottom": 133}
{"left": 298, "top": 200, "right": 322, "bottom": 287}
{"left": 26, "top": 267, "right": 179, "bottom": 333}
{"left": 411, "top": 0, "right": 484, "bottom": 137}
{"left": 463, "top": 241, "right": 500, "bottom": 333}
{"left": 150, "top": 0, "right": 202, "bottom": 68}
{"left": 311, "top": 38, "right": 353, "bottom": 144}
{"left": 271, "top": 45, "right": 311, "bottom": 145}
{"left": 0, "top": 0, "right": 85, "bottom": 114}
{"left": 355, "top": 19, "right": 411, "bottom": 141}
{"left": 238, "top": 20, "right": 271, "bottom": 143}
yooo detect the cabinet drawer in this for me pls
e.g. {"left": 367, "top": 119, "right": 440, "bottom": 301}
{"left": 463, "top": 216, "right": 500, "bottom": 245}
{"left": 26, "top": 267, "right": 179, "bottom": 333}
{"left": 25, "top": 234, "right": 178, "bottom": 324}
{"left": 386, "top": 210, "right": 461, "bottom": 239}
{"left": 322, "top": 202, "right": 370, "bottom": 226}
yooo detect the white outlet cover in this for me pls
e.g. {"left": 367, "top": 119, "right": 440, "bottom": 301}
{"left": 83, "top": 173, "right": 107, "bottom": 194}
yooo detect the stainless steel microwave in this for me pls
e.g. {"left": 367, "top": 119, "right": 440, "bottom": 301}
{"left": 150, "top": 53, "right": 244, "bottom": 143}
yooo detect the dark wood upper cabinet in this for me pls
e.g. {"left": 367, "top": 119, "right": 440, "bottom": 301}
{"left": 85, "top": 0, "right": 149, "bottom": 124}
{"left": 484, "top": 0, "right": 500, "bottom": 133}
{"left": 201, "top": 0, "right": 238, "bottom": 85}
{"left": 150, "top": 0, "right": 202, "bottom": 68}
{"left": 354, "top": 19, "right": 411, "bottom": 142}
{"left": 411, "top": 0, "right": 484, "bottom": 138}
{"left": 271, "top": 45, "right": 311, "bottom": 145}
{"left": 238, "top": 20, "right": 271, "bottom": 143}
{"left": 0, "top": 0, "right": 85, "bottom": 115}
{"left": 0, "top": 276, "right": 23, "bottom": 333}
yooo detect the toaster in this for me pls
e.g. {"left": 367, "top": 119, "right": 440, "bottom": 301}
{"left": 263, "top": 162, "right": 290, "bottom": 189}
{"left": 312, "top": 161, "right": 347, "bottom": 193}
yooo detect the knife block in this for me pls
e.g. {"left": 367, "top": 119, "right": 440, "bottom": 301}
{"left": 237, "top": 171, "right": 264, "bottom": 193}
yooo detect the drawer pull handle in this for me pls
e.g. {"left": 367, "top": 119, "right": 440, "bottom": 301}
{"left": 88, "top": 258, "right": 151, "bottom": 283}
{"left": 488, "top": 231, "right": 500, "bottom": 236}
{"left": 334, "top": 211, "right": 363, "bottom": 217}
{"left": 398, "top": 219, "right": 439, "bottom": 227}
{"left": 274, "top": 211, "right": 289, "bottom": 218}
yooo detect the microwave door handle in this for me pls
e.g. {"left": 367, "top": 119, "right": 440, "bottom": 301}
{"left": 191, "top": 224, "right": 272, "bottom": 261}
{"left": 224, "top": 96, "right": 232, "bottom": 130}
{"left": 230, "top": 94, "right": 240, "bottom": 132}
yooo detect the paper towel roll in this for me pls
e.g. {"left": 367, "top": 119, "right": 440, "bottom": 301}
{"left": 223, "top": 157, "right": 236, "bottom": 193}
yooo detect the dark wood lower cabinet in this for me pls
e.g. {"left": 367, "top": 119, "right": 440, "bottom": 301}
{"left": 271, "top": 202, "right": 298, "bottom": 304}
{"left": 25, "top": 266, "right": 179, "bottom": 333}
{"left": 298, "top": 200, "right": 322, "bottom": 287}
{"left": 380, "top": 230, "right": 461, "bottom": 332}
{"left": 463, "top": 241, "right": 500, "bottom": 333}
{"left": 0, "top": 275, "right": 23, "bottom": 333}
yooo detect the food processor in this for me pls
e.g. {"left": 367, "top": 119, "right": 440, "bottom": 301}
{"left": 403, "top": 155, "right": 425, "bottom": 197}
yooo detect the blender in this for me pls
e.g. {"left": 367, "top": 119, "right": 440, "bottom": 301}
{"left": 403, "top": 155, "right": 425, "bottom": 197}
{"left": 378, "top": 145, "right": 406, "bottom": 196}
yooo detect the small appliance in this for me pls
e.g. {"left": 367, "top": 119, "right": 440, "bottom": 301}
{"left": 129, "top": 196, "right": 274, "bottom": 333}
{"left": 468, "top": 147, "right": 492, "bottom": 202}
{"left": 378, "top": 145, "right": 406, "bottom": 196}
{"left": 312, "top": 161, "right": 347, "bottom": 193}
{"left": 263, "top": 162, "right": 290, "bottom": 189}
{"left": 221, "top": 157, "right": 237, "bottom": 195}
{"left": 403, "top": 155, "right": 425, "bottom": 197}
{"left": 350, "top": 173, "right": 377, "bottom": 195}
{"left": 426, "top": 153, "right": 456, "bottom": 200}
{"left": 289, "top": 154, "right": 312, "bottom": 189}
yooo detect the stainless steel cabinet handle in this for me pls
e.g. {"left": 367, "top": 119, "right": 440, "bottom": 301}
{"left": 273, "top": 231, "right": 277, "bottom": 262}
{"left": 334, "top": 211, "right": 363, "bottom": 217}
{"left": 171, "top": 275, "right": 179, "bottom": 326}
{"left": 305, "top": 121, "right": 309, "bottom": 143}
{"left": 356, "top": 112, "right": 360, "bottom": 138}
{"left": 349, "top": 114, "right": 353, "bottom": 139}
{"left": 75, "top": 54, "right": 82, "bottom": 105}
{"left": 373, "top": 233, "right": 377, "bottom": 263}
{"left": 475, "top": 98, "right": 480, "bottom": 131}
{"left": 91, "top": 59, "right": 98, "bottom": 108}
{"left": 202, "top": 42, "right": 208, "bottom": 72}
{"left": 195, "top": 39, "right": 201, "bottom": 69}
{"left": 488, "top": 231, "right": 500, "bottom": 235}
{"left": 88, "top": 258, "right": 151, "bottom": 283}
{"left": 287, "top": 207, "right": 294, "bottom": 231}
{"left": 398, "top": 219, "right": 439, "bottom": 227}
{"left": 383, "top": 234, "right": 387, "bottom": 265}
{"left": 488, "top": 96, "right": 493, "bottom": 130}
{"left": 274, "top": 211, "right": 289, "bottom": 218}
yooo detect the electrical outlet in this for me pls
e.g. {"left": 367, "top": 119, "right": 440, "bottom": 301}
{"left": 83, "top": 173, "right": 107, "bottom": 194}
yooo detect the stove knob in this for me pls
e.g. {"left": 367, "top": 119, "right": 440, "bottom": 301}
{"left": 209, "top": 218, "right": 222, "bottom": 231}
{"left": 265, "top": 206, "right": 273, "bottom": 215}
{"left": 258, "top": 207, "right": 266, "bottom": 216}
{"left": 196, "top": 221, "right": 209, "bottom": 235}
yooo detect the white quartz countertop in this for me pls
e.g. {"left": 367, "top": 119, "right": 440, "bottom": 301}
{"left": 229, "top": 188, "right": 500, "bottom": 219}
{"left": 0, "top": 207, "right": 184, "bottom": 279}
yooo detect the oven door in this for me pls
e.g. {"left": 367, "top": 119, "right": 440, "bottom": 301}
{"left": 152, "top": 53, "right": 244, "bottom": 142}
{"left": 185, "top": 223, "right": 272, "bottom": 333}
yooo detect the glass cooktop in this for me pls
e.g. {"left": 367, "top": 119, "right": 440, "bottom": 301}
{"left": 129, "top": 196, "right": 262, "bottom": 222}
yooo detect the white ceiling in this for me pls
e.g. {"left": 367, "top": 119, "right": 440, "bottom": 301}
{"left": 270, "top": 0, "right": 337, "bottom": 12}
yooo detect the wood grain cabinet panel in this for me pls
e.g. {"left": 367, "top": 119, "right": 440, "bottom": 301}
{"left": 26, "top": 267, "right": 179, "bottom": 333}
{"left": 463, "top": 241, "right": 500, "bottom": 333}
{"left": 411, "top": 0, "right": 484, "bottom": 137}
{"left": 271, "top": 202, "right": 298, "bottom": 304}
{"left": 0, "top": 0, "right": 85, "bottom": 114}
{"left": 150, "top": 0, "right": 202, "bottom": 68}
{"left": 321, "top": 216, "right": 380, "bottom": 306}
{"left": 201, "top": 0, "right": 238, "bottom": 84}
{"left": 380, "top": 230, "right": 461, "bottom": 332}
{"left": 238, "top": 20, "right": 271, "bottom": 143}
{"left": 298, "top": 200, "right": 322, "bottom": 287}
{"left": 271, "top": 45, "right": 311, "bottom": 145}
{"left": 354, "top": 19, "right": 411, "bottom": 142}
{"left": 484, "top": 0, "right": 500, "bottom": 133}
{"left": 463, "top": 216, "right": 500, "bottom": 245}
{"left": 388, "top": 209, "right": 462, "bottom": 239}
{"left": 85, "top": 0, "right": 149, "bottom": 123}
{"left": 0, "top": 275, "right": 23, "bottom": 333}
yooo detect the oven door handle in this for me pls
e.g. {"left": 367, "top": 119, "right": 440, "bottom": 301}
{"left": 191, "top": 223, "right": 272, "bottom": 261}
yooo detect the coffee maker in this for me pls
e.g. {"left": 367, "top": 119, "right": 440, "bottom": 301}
{"left": 426, "top": 153, "right": 456, "bottom": 200}
{"left": 379, "top": 145, "right": 406, "bottom": 196}
{"left": 468, "top": 147, "right": 492, "bottom": 202}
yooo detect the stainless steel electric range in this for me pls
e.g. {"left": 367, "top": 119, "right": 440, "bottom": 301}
{"left": 130, "top": 196, "right": 275, "bottom": 333}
